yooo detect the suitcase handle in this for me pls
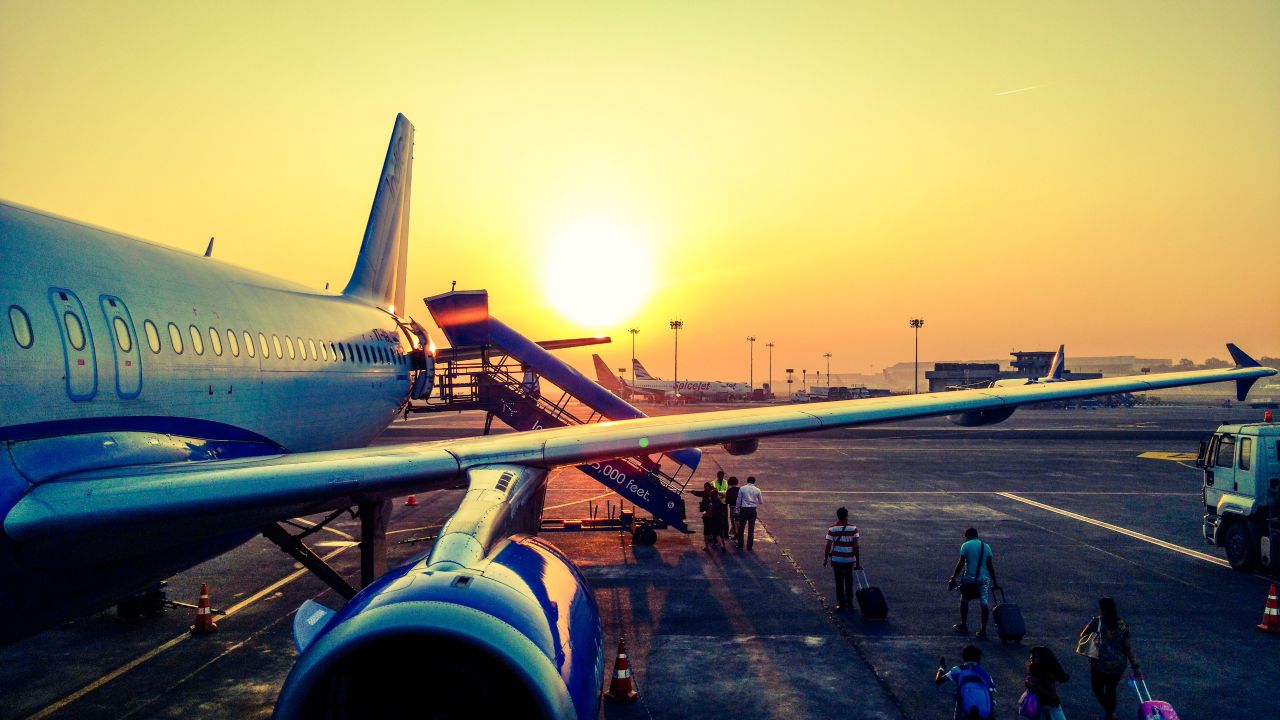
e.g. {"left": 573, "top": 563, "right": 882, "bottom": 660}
{"left": 1128, "top": 672, "right": 1152, "bottom": 703}
{"left": 854, "top": 568, "right": 871, "bottom": 589}
{"left": 993, "top": 587, "right": 1008, "bottom": 604}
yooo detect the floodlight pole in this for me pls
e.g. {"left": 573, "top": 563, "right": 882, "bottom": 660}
{"left": 910, "top": 317, "right": 925, "bottom": 394}
{"left": 746, "top": 336, "right": 756, "bottom": 390}
{"left": 627, "top": 327, "right": 639, "bottom": 367}
{"left": 669, "top": 320, "right": 683, "bottom": 400}
{"left": 824, "top": 353, "right": 832, "bottom": 388}
{"left": 766, "top": 342, "right": 775, "bottom": 399}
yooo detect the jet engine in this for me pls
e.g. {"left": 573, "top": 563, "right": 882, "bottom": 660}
{"left": 274, "top": 534, "right": 604, "bottom": 720}
{"left": 276, "top": 464, "right": 604, "bottom": 720}
{"left": 948, "top": 407, "right": 1017, "bottom": 426}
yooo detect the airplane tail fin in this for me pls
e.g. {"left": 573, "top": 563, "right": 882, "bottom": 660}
{"left": 1046, "top": 344, "right": 1065, "bottom": 381}
{"left": 592, "top": 354, "right": 624, "bottom": 391}
{"left": 343, "top": 114, "right": 414, "bottom": 314}
{"left": 633, "top": 358, "right": 656, "bottom": 380}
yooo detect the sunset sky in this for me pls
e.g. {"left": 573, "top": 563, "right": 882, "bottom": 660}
{"left": 2, "top": 2, "right": 1277, "bottom": 383}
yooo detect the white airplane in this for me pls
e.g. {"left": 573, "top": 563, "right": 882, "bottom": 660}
{"left": 0, "top": 115, "right": 1273, "bottom": 720}
{"left": 592, "top": 354, "right": 753, "bottom": 402}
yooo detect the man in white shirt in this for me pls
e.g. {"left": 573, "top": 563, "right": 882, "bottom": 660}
{"left": 734, "top": 476, "right": 762, "bottom": 550}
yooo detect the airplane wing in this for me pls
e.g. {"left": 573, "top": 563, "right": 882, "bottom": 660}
{"left": 6, "top": 357, "right": 1273, "bottom": 558}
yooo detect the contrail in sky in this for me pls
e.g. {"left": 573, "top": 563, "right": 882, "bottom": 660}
{"left": 995, "top": 85, "right": 1044, "bottom": 96}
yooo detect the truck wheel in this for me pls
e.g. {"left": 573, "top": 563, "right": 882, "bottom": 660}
{"left": 1223, "top": 521, "right": 1258, "bottom": 572}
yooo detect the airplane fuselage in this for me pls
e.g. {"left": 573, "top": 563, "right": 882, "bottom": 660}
{"left": 0, "top": 201, "right": 415, "bottom": 635}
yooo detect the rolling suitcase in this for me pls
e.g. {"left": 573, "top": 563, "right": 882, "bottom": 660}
{"left": 854, "top": 568, "right": 888, "bottom": 620}
{"left": 991, "top": 587, "right": 1025, "bottom": 643}
{"left": 1130, "top": 673, "right": 1179, "bottom": 720}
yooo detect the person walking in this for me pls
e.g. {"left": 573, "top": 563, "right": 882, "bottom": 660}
{"left": 725, "top": 476, "right": 741, "bottom": 542}
{"left": 823, "top": 507, "right": 861, "bottom": 611}
{"left": 1076, "top": 597, "right": 1139, "bottom": 720}
{"left": 934, "top": 644, "right": 996, "bottom": 720}
{"left": 1022, "top": 645, "right": 1069, "bottom": 720}
{"left": 697, "top": 482, "right": 723, "bottom": 552}
{"left": 947, "top": 528, "right": 999, "bottom": 639}
{"left": 735, "top": 476, "right": 762, "bottom": 550}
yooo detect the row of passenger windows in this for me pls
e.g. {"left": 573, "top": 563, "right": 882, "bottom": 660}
{"left": 7, "top": 304, "right": 406, "bottom": 367}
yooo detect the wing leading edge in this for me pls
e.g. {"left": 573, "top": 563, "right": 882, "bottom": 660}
{"left": 6, "top": 357, "right": 1273, "bottom": 559}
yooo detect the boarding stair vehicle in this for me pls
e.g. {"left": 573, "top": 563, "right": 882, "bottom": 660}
{"left": 415, "top": 289, "right": 701, "bottom": 536}
{"left": 1197, "top": 411, "right": 1280, "bottom": 572}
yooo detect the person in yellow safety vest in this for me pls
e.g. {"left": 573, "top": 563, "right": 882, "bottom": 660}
{"left": 711, "top": 471, "right": 730, "bottom": 540}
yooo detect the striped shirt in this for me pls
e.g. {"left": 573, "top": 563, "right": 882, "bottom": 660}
{"left": 826, "top": 524, "right": 860, "bottom": 563}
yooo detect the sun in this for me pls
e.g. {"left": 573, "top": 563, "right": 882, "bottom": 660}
{"left": 543, "top": 216, "right": 655, "bottom": 328}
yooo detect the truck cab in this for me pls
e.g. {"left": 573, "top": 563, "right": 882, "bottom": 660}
{"left": 1198, "top": 419, "right": 1280, "bottom": 571}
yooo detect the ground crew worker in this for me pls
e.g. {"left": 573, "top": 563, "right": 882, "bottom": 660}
{"left": 735, "top": 476, "right": 762, "bottom": 550}
{"left": 712, "top": 471, "right": 730, "bottom": 539}
{"left": 824, "top": 507, "right": 861, "bottom": 611}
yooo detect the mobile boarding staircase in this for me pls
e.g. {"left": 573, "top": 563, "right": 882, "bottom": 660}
{"left": 412, "top": 290, "right": 701, "bottom": 538}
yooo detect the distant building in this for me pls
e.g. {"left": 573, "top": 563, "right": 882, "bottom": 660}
{"left": 925, "top": 350, "right": 1102, "bottom": 392}
{"left": 925, "top": 363, "right": 1002, "bottom": 391}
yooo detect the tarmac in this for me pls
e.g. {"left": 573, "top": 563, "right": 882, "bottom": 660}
{"left": 2, "top": 404, "right": 1277, "bottom": 719}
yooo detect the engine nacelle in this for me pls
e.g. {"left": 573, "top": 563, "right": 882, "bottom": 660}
{"left": 722, "top": 438, "right": 759, "bottom": 456}
{"left": 275, "top": 534, "right": 604, "bottom": 720}
{"left": 948, "top": 407, "right": 1017, "bottom": 426}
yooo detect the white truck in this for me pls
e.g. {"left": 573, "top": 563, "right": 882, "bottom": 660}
{"left": 1197, "top": 417, "right": 1280, "bottom": 571}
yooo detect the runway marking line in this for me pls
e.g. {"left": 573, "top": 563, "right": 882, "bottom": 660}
{"left": 24, "top": 544, "right": 353, "bottom": 720}
{"left": 996, "top": 492, "right": 1229, "bottom": 568}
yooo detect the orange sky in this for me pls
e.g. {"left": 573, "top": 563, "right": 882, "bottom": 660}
{"left": 2, "top": 2, "right": 1277, "bottom": 383}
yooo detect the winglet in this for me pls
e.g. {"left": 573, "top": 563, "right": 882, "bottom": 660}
{"left": 1046, "top": 344, "right": 1065, "bottom": 381}
{"left": 1227, "top": 343, "right": 1260, "bottom": 368}
{"left": 1227, "top": 343, "right": 1262, "bottom": 401}
{"left": 203, "top": 237, "right": 214, "bottom": 257}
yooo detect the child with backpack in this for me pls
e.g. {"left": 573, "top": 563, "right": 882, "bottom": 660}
{"left": 935, "top": 644, "right": 996, "bottom": 720}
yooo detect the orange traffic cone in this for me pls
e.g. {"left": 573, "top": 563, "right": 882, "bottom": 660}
{"left": 404, "top": 495, "right": 419, "bottom": 507}
{"left": 190, "top": 583, "right": 217, "bottom": 635}
{"left": 1258, "top": 584, "right": 1280, "bottom": 633}
{"left": 604, "top": 638, "right": 638, "bottom": 703}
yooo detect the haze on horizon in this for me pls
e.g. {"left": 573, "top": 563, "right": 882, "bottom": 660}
{"left": 2, "top": 2, "right": 1277, "bottom": 383}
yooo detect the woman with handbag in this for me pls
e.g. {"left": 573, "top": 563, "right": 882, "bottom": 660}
{"left": 1076, "top": 597, "right": 1140, "bottom": 720}
{"left": 1020, "top": 645, "right": 1069, "bottom": 719}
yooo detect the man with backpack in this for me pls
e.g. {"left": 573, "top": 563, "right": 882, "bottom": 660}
{"left": 935, "top": 644, "right": 996, "bottom": 720}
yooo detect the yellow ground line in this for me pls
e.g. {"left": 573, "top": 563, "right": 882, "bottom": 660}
{"left": 25, "top": 545, "right": 352, "bottom": 720}
{"left": 1138, "top": 451, "right": 1199, "bottom": 461}
{"left": 291, "top": 516, "right": 355, "bottom": 541}
{"left": 996, "top": 492, "right": 1229, "bottom": 568}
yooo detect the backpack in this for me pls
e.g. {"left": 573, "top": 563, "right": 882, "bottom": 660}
{"left": 1096, "top": 622, "right": 1127, "bottom": 674}
{"left": 955, "top": 666, "right": 993, "bottom": 719}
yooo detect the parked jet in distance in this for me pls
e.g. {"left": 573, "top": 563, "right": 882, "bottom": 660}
{"left": 1, "top": 114, "right": 1273, "bottom": 720}
{"left": 592, "top": 354, "right": 754, "bottom": 402}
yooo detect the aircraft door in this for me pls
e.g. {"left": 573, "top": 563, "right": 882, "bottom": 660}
{"left": 99, "top": 295, "right": 142, "bottom": 399}
{"left": 48, "top": 288, "right": 98, "bottom": 401}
